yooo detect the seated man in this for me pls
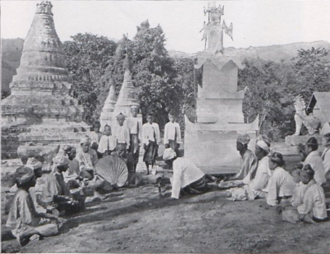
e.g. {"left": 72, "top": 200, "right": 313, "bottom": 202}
{"left": 164, "top": 148, "right": 208, "bottom": 199}
{"left": 297, "top": 164, "right": 328, "bottom": 222}
{"left": 76, "top": 137, "right": 99, "bottom": 180}
{"left": 61, "top": 146, "right": 81, "bottom": 189}
{"left": 40, "top": 155, "right": 84, "bottom": 215}
{"left": 224, "top": 138, "right": 271, "bottom": 201}
{"left": 229, "top": 133, "right": 258, "bottom": 181}
{"left": 290, "top": 168, "right": 308, "bottom": 207}
{"left": 304, "top": 137, "right": 326, "bottom": 186}
{"left": 266, "top": 152, "right": 296, "bottom": 206}
{"left": 6, "top": 167, "right": 60, "bottom": 246}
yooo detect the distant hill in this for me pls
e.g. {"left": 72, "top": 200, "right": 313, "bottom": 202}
{"left": 2, "top": 39, "right": 330, "bottom": 95}
{"left": 1, "top": 38, "right": 24, "bottom": 95}
{"left": 169, "top": 41, "right": 330, "bottom": 63}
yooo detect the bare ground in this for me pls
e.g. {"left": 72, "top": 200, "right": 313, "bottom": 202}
{"left": 2, "top": 183, "right": 330, "bottom": 253}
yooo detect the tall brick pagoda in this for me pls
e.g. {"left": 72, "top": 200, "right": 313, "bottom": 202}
{"left": 1, "top": 1, "right": 89, "bottom": 158}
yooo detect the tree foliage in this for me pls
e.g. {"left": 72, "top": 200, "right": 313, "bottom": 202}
{"left": 238, "top": 47, "right": 330, "bottom": 141}
{"left": 62, "top": 33, "right": 117, "bottom": 124}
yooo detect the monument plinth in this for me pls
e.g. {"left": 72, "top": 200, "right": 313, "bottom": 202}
{"left": 184, "top": 3, "right": 258, "bottom": 174}
{"left": 1, "top": 1, "right": 89, "bottom": 158}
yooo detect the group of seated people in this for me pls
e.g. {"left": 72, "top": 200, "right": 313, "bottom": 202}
{"left": 5, "top": 123, "right": 330, "bottom": 246}
{"left": 218, "top": 133, "right": 330, "bottom": 223}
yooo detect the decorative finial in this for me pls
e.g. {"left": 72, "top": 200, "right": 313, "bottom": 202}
{"left": 123, "top": 51, "right": 131, "bottom": 71}
{"left": 36, "top": 1, "right": 53, "bottom": 15}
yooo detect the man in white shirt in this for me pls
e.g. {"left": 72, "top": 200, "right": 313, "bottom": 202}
{"left": 89, "top": 121, "right": 102, "bottom": 158}
{"left": 297, "top": 164, "right": 328, "bottom": 222}
{"left": 113, "top": 113, "right": 130, "bottom": 155}
{"left": 126, "top": 105, "right": 142, "bottom": 176}
{"left": 163, "top": 148, "right": 208, "bottom": 199}
{"left": 142, "top": 113, "right": 161, "bottom": 175}
{"left": 304, "top": 137, "right": 326, "bottom": 186}
{"left": 97, "top": 125, "right": 116, "bottom": 156}
{"left": 266, "top": 152, "right": 296, "bottom": 206}
{"left": 164, "top": 112, "right": 182, "bottom": 155}
{"left": 321, "top": 130, "right": 330, "bottom": 175}
{"left": 75, "top": 137, "right": 98, "bottom": 180}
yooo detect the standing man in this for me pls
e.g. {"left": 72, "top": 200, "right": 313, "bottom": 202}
{"left": 142, "top": 113, "right": 161, "bottom": 175}
{"left": 127, "top": 105, "right": 142, "bottom": 173}
{"left": 113, "top": 113, "right": 130, "bottom": 158}
{"left": 164, "top": 112, "right": 182, "bottom": 155}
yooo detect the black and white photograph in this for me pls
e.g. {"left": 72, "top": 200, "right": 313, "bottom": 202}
{"left": 1, "top": 0, "right": 330, "bottom": 253}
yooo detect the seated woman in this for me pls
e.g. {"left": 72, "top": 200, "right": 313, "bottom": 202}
{"left": 266, "top": 152, "right": 296, "bottom": 206}
{"left": 6, "top": 167, "right": 60, "bottom": 246}
{"left": 40, "top": 155, "right": 84, "bottom": 215}
{"left": 97, "top": 124, "right": 116, "bottom": 157}
{"left": 163, "top": 148, "right": 209, "bottom": 199}
{"left": 297, "top": 164, "right": 328, "bottom": 222}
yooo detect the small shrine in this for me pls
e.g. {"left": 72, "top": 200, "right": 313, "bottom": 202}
{"left": 1, "top": 1, "right": 89, "bottom": 158}
{"left": 184, "top": 2, "right": 258, "bottom": 174}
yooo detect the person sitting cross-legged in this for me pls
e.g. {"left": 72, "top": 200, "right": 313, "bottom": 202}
{"left": 304, "top": 137, "right": 326, "bottom": 186}
{"left": 6, "top": 167, "right": 61, "bottom": 246}
{"left": 265, "top": 152, "right": 296, "bottom": 206}
{"left": 297, "top": 164, "right": 328, "bottom": 222}
{"left": 40, "top": 155, "right": 84, "bottom": 215}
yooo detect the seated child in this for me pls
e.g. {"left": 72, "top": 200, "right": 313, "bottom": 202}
{"left": 297, "top": 164, "right": 328, "bottom": 222}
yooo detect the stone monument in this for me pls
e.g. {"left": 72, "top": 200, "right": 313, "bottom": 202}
{"left": 184, "top": 3, "right": 258, "bottom": 174}
{"left": 100, "top": 52, "right": 141, "bottom": 131}
{"left": 100, "top": 79, "right": 117, "bottom": 131}
{"left": 285, "top": 93, "right": 329, "bottom": 147}
{"left": 1, "top": 1, "right": 90, "bottom": 159}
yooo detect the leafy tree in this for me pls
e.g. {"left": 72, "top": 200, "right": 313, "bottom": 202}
{"left": 62, "top": 33, "right": 117, "bottom": 124}
{"left": 104, "top": 21, "right": 184, "bottom": 129}
{"left": 292, "top": 47, "right": 330, "bottom": 101}
{"left": 238, "top": 59, "right": 296, "bottom": 140}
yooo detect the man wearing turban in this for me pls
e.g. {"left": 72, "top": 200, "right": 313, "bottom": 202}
{"left": 41, "top": 154, "right": 83, "bottom": 215}
{"left": 224, "top": 136, "right": 272, "bottom": 201}
{"left": 75, "top": 136, "right": 99, "bottom": 180}
{"left": 6, "top": 167, "right": 60, "bottom": 246}
{"left": 232, "top": 133, "right": 258, "bottom": 180}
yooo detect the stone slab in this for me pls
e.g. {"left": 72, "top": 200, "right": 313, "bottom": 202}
{"left": 285, "top": 134, "right": 322, "bottom": 146}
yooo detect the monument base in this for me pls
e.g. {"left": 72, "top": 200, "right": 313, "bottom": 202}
{"left": 1, "top": 121, "right": 90, "bottom": 159}
{"left": 184, "top": 116, "right": 258, "bottom": 174}
{"left": 285, "top": 134, "right": 322, "bottom": 146}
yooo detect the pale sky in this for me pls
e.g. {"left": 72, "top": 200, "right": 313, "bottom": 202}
{"left": 2, "top": 0, "right": 330, "bottom": 53}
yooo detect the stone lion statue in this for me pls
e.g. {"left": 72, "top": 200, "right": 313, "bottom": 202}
{"left": 294, "top": 95, "right": 321, "bottom": 135}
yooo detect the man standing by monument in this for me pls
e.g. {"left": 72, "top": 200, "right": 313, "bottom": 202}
{"left": 127, "top": 106, "right": 142, "bottom": 167}
{"left": 126, "top": 105, "right": 142, "bottom": 184}
{"left": 142, "top": 113, "right": 160, "bottom": 175}
{"left": 164, "top": 112, "right": 182, "bottom": 156}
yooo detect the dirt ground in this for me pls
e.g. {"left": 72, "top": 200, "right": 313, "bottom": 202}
{"left": 2, "top": 181, "right": 330, "bottom": 253}
{"left": 2, "top": 154, "right": 330, "bottom": 253}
